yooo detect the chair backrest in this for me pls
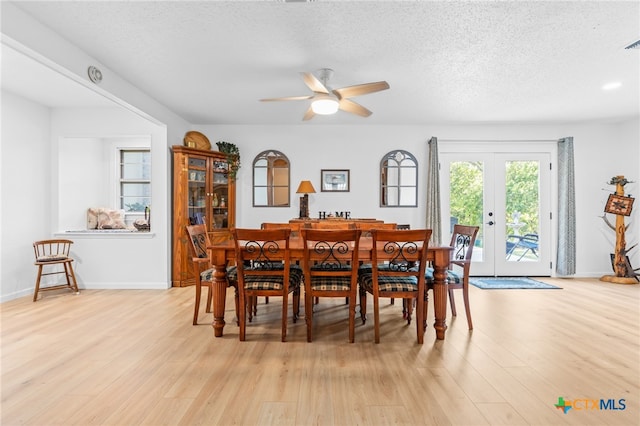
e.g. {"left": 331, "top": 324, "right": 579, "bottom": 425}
{"left": 521, "top": 233, "right": 539, "bottom": 244}
{"left": 261, "top": 222, "right": 301, "bottom": 231}
{"left": 306, "top": 221, "right": 356, "bottom": 230}
{"left": 449, "top": 224, "right": 479, "bottom": 268}
{"left": 232, "top": 228, "right": 292, "bottom": 283}
{"left": 302, "top": 229, "right": 361, "bottom": 278}
{"left": 370, "top": 229, "right": 432, "bottom": 281}
{"left": 33, "top": 239, "right": 73, "bottom": 262}
{"left": 355, "top": 222, "right": 397, "bottom": 236}
{"left": 186, "top": 224, "right": 210, "bottom": 259}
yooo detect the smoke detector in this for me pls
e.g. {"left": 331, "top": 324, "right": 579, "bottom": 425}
{"left": 87, "top": 66, "right": 103, "bottom": 84}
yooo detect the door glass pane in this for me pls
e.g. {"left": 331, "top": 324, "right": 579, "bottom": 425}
{"left": 449, "top": 161, "right": 484, "bottom": 261}
{"left": 212, "top": 170, "right": 228, "bottom": 230}
{"left": 505, "top": 160, "right": 540, "bottom": 262}
{"left": 188, "top": 164, "right": 206, "bottom": 225}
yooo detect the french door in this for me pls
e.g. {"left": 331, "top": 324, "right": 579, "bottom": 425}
{"left": 440, "top": 150, "right": 552, "bottom": 277}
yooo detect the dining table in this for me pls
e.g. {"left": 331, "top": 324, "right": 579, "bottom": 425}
{"left": 207, "top": 233, "right": 453, "bottom": 340}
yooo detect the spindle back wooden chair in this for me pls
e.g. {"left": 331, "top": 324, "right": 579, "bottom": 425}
{"left": 32, "top": 239, "right": 79, "bottom": 301}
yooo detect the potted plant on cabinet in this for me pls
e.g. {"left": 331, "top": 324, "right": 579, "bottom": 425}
{"left": 215, "top": 141, "right": 241, "bottom": 179}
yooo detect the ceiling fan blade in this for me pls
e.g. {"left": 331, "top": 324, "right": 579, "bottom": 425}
{"left": 260, "top": 95, "right": 313, "bottom": 102}
{"left": 302, "top": 106, "right": 316, "bottom": 121}
{"left": 333, "top": 81, "right": 390, "bottom": 99}
{"left": 301, "top": 72, "right": 329, "bottom": 94}
{"left": 338, "top": 99, "right": 372, "bottom": 117}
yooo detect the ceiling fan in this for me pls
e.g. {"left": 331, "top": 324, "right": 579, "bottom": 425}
{"left": 260, "top": 68, "right": 390, "bottom": 121}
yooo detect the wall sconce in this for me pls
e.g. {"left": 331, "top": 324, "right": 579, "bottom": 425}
{"left": 296, "top": 180, "right": 316, "bottom": 218}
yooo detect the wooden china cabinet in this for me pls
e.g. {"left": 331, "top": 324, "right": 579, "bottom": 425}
{"left": 171, "top": 145, "right": 236, "bottom": 287}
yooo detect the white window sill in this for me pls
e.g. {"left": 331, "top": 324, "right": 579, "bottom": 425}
{"left": 55, "top": 230, "right": 155, "bottom": 239}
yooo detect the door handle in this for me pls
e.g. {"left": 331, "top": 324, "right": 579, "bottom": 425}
{"left": 487, "top": 221, "right": 494, "bottom": 226}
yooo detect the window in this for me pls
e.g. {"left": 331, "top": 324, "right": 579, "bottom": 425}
{"left": 253, "top": 150, "right": 290, "bottom": 207}
{"left": 119, "top": 149, "right": 151, "bottom": 212}
{"left": 380, "top": 149, "right": 418, "bottom": 207}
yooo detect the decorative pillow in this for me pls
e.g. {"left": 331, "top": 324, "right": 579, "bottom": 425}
{"left": 96, "top": 208, "right": 127, "bottom": 229}
{"left": 87, "top": 207, "right": 100, "bottom": 229}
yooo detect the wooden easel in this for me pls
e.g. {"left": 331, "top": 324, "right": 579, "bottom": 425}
{"left": 600, "top": 175, "right": 638, "bottom": 284}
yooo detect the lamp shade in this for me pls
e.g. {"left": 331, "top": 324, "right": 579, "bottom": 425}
{"left": 296, "top": 180, "right": 316, "bottom": 194}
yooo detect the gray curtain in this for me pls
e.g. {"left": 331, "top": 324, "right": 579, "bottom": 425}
{"left": 426, "top": 137, "right": 442, "bottom": 245}
{"left": 557, "top": 137, "right": 576, "bottom": 275}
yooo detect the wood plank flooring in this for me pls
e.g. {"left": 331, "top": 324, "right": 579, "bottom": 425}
{"left": 1, "top": 278, "right": 638, "bottom": 425}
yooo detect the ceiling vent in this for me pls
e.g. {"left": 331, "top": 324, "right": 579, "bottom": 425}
{"left": 624, "top": 39, "right": 640, "bottom": 50}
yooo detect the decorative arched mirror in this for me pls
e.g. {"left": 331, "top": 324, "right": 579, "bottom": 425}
{"left": 253, "top": 150, "right": 290, "bottom": 207}
{"left": 380, "top": 149, "right": 418, "bottom": 207}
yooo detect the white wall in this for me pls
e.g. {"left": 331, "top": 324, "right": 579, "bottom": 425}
{"left": 0, "top": 97, "right": 172, "bottom": 301}
{"left": 0, "top": 92, "right": 52, "bottom": 300}
{"left": 51, "top": 107, "right": 169, "bottom": 291}
{"left": 1, "top": 2, "right": 190, "bottom": 148}
{"left": 57, "top": 137, "right": 106, "bottom": 230}
{"left": 1, "top": 3, "right": 192, "bottom": 301}
{"left": 205, "top": 119, "right": 639, "bottom": 278}
{"left": 3, "top": 94, "right": 635, "bottom": 303}
{"left": 1, "top": 2, "right": 638, "bottom": 303}
{"left": 58, "top": 135, "right": 151, "bottom": 230}
{"left": 568, "top": 121, "right": 639, "bottom": 278}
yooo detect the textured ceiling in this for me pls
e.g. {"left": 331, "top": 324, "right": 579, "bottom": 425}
{"left": 3, "top": 1, "right": 639, "bottom": 125}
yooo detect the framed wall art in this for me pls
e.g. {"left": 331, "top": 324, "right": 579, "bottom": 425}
{"left": 321, "top": 169, "right": 350, "bottom": 192}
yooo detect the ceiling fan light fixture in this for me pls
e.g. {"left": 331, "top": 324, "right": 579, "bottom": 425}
{"left": 311, "top": 96, "right": 339, "bottom": 115}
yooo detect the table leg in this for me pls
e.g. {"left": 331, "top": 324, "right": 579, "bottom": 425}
{"left": 432, "top": 249, "right": 450, "bottom": 340}
{"left": 211, "top": 262, "right": 228, "bottom": 337}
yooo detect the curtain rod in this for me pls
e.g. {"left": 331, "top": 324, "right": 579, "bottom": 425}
{"left": 437, "top": 139, "right": 557, "bottom": 143}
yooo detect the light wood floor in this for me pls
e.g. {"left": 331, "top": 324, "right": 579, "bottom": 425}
{"left": 1, "top": 278, "right": 638, "bottom": 425}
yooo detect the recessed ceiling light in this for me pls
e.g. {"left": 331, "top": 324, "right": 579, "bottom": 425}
{"left": 602, "top": 82, "right": 622, "bottom": 90}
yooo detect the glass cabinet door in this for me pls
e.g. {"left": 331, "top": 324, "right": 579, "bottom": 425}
{"left": 187, "top": 157, "right": 207, "bottom": 225}
{"left": 211, "top": 159, "right": 229, "bottom": 229}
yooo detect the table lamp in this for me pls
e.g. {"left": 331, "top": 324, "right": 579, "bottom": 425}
{"left": 296, "top": 180, "right": 316, "bottom": 218}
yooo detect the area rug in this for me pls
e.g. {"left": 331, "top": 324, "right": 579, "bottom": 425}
{"left": 470, "top": 277, "right": 561, "bottom": 289}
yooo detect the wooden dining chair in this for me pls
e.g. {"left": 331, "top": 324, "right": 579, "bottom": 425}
{"left": 232, "top": 228, "right": 302, "bottom": 342}
{"left": 355, "top": 223, "right": 402, "bottom": 307}
{"left": 301, "top": 228, "right": 361, "bottom": 342}
{"left": 425, "top": 224, "right": 479, "bottom": 330}
{"left": 186, "top": 224, "right": 239, "bottom": 326}
{"left": 304, "top": 222, "right": 358, "bottom": 306}
{"left": 259, "top": 223, "right": 302, "bottom": 307}
{"left": 32, "top": 239, "right": 80, "bottom": 301}
{"left": 358, "top": 229, "right": 431, "bottom": 343}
